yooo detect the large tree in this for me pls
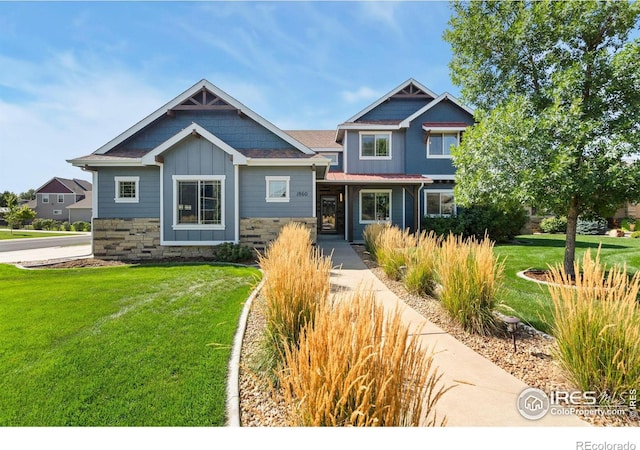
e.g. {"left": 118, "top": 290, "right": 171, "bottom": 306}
{"left": 444, "top": 0, "right": 640, "bottom": 276}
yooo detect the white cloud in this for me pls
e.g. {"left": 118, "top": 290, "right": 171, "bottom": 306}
{"left": 358, "top": 1, "right": 402, "bottom": 34}
{"left": 0, "top": 51, "right": 167, "bottom": 194}
{"left": 341, "top": 86, "right": 380, "bottom": 104}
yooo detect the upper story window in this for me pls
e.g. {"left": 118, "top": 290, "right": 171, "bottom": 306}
{"left": 427, "top": 132, "right": 459, "bottom": 158}
{"left": 42, "top": 194, "right": 49, "bottom": 204}
{"left": 114, "top": 176, "right": 140, "bottom": 203}
{"left": 321, "top": 152, "right": 339, "bottom": 166}
{"left": 360, "top": 132, "right": 391, "bottom": 160}
{"left": 57, "top": 194, "right": 65, "bottom": 203}
{"left": 265, "top": 176, "right": 290, "bottom": 202}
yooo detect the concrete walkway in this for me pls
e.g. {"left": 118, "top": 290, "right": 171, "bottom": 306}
{"left": 0, "top": 242, "right": 92, "bottom": 264}
{"left": 317, "top": 235, "right": 588, "bottom": 427}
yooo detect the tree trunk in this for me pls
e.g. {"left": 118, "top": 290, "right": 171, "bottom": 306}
{"left": 564, "top": 196, "right": 580, "bottom": 278}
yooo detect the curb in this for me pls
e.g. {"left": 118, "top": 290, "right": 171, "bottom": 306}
{"left": 225, "top": 274, "right": 265, "bottom": 427}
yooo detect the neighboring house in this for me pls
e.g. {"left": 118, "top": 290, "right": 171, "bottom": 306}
{"left": 32, "top": 177, "right": 92, "bottom": 222}
{"left": 68, "top": 78, "right": 474, "bottom": 260}
{"left": 66, "top": 191, "right": 93, "bottom": 223}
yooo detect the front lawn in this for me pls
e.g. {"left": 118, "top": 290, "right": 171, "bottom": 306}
{"left": 494, "top": 234, "right": 640, "bottom": 333}
{"left": 0, "top": 229, "right": 79, "bottom": 240}
{"left": 0, "top": 263, "right": 261, "bottom": 426}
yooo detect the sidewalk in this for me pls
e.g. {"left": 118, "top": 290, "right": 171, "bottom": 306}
{"left": 0, "top": 244, "right": 92, "bottom": 264}
{"left": 317, "top": 235, "right": 588, "bottom": 427}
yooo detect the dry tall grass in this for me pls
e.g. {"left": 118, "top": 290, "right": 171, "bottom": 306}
{"left": 436, "top": 233, "right": 504, "bottom": 335}
{"left": 279, "top": 288, "right": 451, "bottom": 426}
{"left": 404, "top": 230, "right": 441, "bottom": 296}
{"left": 547, "top": 249, "right": 640, "bottom": 397}
{"left": 376, "top": 226, "right": 416, "bottom": 280}
{"left": 362, "top": 222, "right": 390, "bottom": 258}
{"left": 257, "top": 222, "right": 332, "bottom": 372}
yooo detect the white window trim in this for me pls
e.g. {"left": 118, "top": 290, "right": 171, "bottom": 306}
{"left": 53, "top": 209, "right": 62, "bottom": 215}
{"left": 426, "top": 131, "right": 460, "bottom": 159}
{"left": 265, "top": 176, "right": 290, "bottom": 203}
{"left": 57, "top": 194, "right": 65, "bottom": 203}
{"left": 172, "top": 175, "right": 225, "bottom": 230}
{"left": 424, "top": 189, "right": 456, "bottom": 217}
{"left": 42, "top": 194, "right": 49, "bottom": 204}
{"left": 359, "top": 189, "right": 392, "bottom": 224}
{"left": 319, "top": 152, "right": 339, "bottom": 166}
{"left": 359, "top": 131, "right": 392, "bottom": 160}
{"left": 114, "top": 176, "right": 140, "bottom": 203}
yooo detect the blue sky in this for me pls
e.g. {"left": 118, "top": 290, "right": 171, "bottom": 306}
{"left": 0, "top": 1, "right": 459, "bottom": 194}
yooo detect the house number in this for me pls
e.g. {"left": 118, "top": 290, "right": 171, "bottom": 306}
{"left": 296, "top": 191, "right": 309, "bottom": 197}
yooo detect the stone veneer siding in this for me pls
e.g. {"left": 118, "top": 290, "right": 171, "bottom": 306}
{"left": 239, "top": 217, "right": 317, "bottom": 251}
{"left": 92, "top": 217, "right": 317, "bottom": 260}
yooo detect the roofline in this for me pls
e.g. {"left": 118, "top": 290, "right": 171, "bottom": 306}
{"left": 67, "top": 158, "right": 144, "bottom": 168}
{"left": 93, "top": 79, "right": 315, "bottom": 156}
{"left": 141, "top": 123, "right": 248, "bottom": 166}
{"left": 317, "top": 179, "right": 433, "bottom": 185}
{"left": 245, "top": 157, "right": 331, "bottom": 167}
{"left": 401, "top": 92, "right": 475, "bottom": 127}
{"left": 344, "top": 78, "right": 439, "bottom": 123}
{"left": 34, "top": 177, "right": 75, "bottom": 194}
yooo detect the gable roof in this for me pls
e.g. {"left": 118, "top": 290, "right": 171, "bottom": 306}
{"left": 93, "top": 79, "right": 315, "bottom": 156}
{"left": 35, "top": 177, "right": 92, "bottom": 195}
{"left": 400, "top": 92, "right": 474, "bottom": 127}
{"left": 140, "top": 123, "right": 248, "bottom": 166}
{"left": 344, "top": 79, "right": 438, "bottom": 124}
{"left": 285, "top": 130, "right": 341, "bottom": 150}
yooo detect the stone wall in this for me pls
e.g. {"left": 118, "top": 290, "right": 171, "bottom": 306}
{"left": 240, "top": 217, "right": 317, "bottom": 251}
{"left": 92, "top": 217, "right": 317, "bottom": 260}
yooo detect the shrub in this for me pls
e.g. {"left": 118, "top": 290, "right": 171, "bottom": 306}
{"left": 539, "top": 216, "right": 568, "bottom": 233}
{"left": 404, "top": 230, "right": 440, "bottom": 296}
{"left": 422, "top": 204, "right": 527, "bottom": 243}
{"left": 621, "top": 218, "right": 636, "bottom": 232}
{"left": 376, "top": 226, "right": 415, "bottom": 280}
{"left": 72, "top": 221, "right": 90, "bottom": 232}
{"left": 279, "top": 288, "right": 451, "bottom": 426}
{"left": 32, "top": 218, "right": 45, "bottom": 230}
{"left": 62, "top": 221, "right": 71, "bottom": 231}
{"left": 576, "top": 216, "right": 608, "bottom": 235}
{"left": 631, "top": 231, "right": 640, "bottom": 239}
{"left": 547, "top": 249, "right": 640, "bottom": 398}
{"left": 436, "top": 234, "right": 504, "bottom": 335}
{"left": 257, "top": 222, "right": 331, "bottom": 374}
{"left": 362, "top": 222, "right": 390, "bottom": 259}
{"left": 213, "top": 242, "right": 253, "bottom": 263}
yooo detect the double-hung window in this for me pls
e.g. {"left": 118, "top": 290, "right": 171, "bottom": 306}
{"left": 173, "top": 175, "right": 225, "bottom": 229}
{"left": 265, "top": 176, "right": 290, "bottom": 202}
{"left": 114, "top": 176, "right": 139, "bottom": 203}
{"left": 360, "top": 190, "right": 392, "bottom": 224}
{"left": 427, "top": 132, "right": 459, "bottom": 158}
{"left": 42, "top": 194, "right": 49, "bottom": 204}
{"left": 424, "top": 190, "right": 455, "bottom": 217}
{"left": 360, "top": 132, "right": 391, "bottom": 159}
{"left": 57, "top": 194, "right": 65, "bottom": 203}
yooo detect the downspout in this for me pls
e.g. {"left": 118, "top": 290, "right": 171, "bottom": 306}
{"left": 417, "top": 182, "right": 425, "bottom": 234}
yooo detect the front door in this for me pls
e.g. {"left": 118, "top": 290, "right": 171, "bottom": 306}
{"left": 320, "top": 196, "right": 337, "bottom": 233}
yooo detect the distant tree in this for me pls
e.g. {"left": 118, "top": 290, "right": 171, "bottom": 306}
{"left": 5, "top": 205, "right": 36, "bottom": 230}
{"left": 0, "top": 191, "right": 18, "bottom": 208}
{"left": 444, "top": 0, "right": 640, "bottom": 276}
{"left": 19, "top": 189, "right": 35, "bottom": 201}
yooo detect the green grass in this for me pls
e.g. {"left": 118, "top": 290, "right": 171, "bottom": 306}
{"left": 0, "top": 263, "right": 261, "bottom": 426}
{"left": 494, "top": 234, "right": 640, "bottom": 333}
{"left": 0, "top": 229, "right": 79, "bottom": 239}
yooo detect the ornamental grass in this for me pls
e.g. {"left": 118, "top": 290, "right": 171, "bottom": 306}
{"left": 404, "top": 230, "right": 441, "bottom": 296}
{"left": 547, "top": 249, "right": 640, "bottom": 397}
{"left": 257, "top": 222, "right": 332, "bottom": 373}
{"left": 375, "top": 225, "right": 416, "bottom": 280}
{"left": 362, "top": 222, "right": 390, "bottom": 258}
{"left": 436, "top": 233, "right": 504, "bottom": 335}
{"left": 279, "top": 288, "right": 450, "bottom": 426}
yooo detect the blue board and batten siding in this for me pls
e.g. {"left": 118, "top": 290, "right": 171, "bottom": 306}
{"left": 161, "top": 135, "right": 236, "bottom": 243}
{"left": 345, "top": 130, "right": 405, "bottom": 174}
{"left": 360, "top": 98, "right": 428, "bottom": 121}
{"left": 97, "top": 167, "right": 160, "bottom": 218}
{"left": 351, "top": 186, "right": 404, "bottom": 242}
{"left": 116, "top": 110, "right": 293, "bottom": 152}
{"left": 405, "top": 100, "right": 474, "bottom": 176}
{"left": 239, "top": 166, "right": 315, "bottom": 218}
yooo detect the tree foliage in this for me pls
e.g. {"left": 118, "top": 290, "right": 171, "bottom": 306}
{"left": 5, "top": 205, "right": 36, "bottom": 230}
{"left": 444, "top": 0, "right": 640, "bottom": 274}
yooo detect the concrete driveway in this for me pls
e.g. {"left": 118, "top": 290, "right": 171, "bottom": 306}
{"left": 0, "top": 233, "right": 92, "bottom": 264}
